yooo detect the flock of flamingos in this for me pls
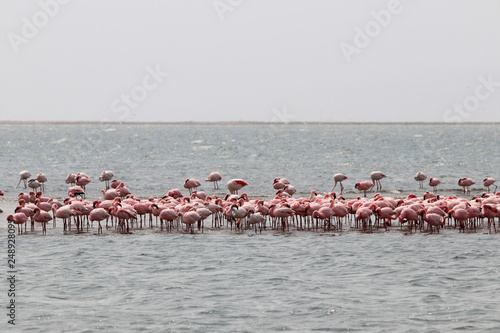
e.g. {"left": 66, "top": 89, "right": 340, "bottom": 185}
{"left": 2, "top": 170, "right": 500, "bottom": 235}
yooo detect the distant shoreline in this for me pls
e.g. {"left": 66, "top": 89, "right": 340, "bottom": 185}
{"left": 0, "top": 121, "right": 499, "bottom": 125}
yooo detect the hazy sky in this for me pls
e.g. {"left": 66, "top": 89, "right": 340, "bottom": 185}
{"left": 1, "top": 0, "right": 499, "bottom": 123}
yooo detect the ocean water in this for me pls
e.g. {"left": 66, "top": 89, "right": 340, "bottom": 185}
{"left": 0, "top": 123, "right": 499, "bottom": 199}
{"left": 1, "top": 123, "right": 500, "bottom": 332}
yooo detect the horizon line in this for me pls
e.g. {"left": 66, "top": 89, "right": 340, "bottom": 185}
{"left": 0, "top": 120, "right": 499, "bottom": 125}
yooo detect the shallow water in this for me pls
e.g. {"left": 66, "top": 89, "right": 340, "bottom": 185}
{"left": 1, "top": 123, "right": 500, "bottom": 332}
{"left": 0, "top": 123, "right": 499, "bottom": 199}
{"left": 8, "top": 231, "right": 500, "bottom": 332}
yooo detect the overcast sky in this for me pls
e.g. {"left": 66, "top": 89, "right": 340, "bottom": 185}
{"left": 1, "top": 0, "right": 499, "bottom": 123}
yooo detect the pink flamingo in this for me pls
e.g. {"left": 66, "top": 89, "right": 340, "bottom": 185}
{"left": 332, "top": 173, "right": 348, "bottom": 195}
{"left": 35, "top": 173, "right": 48, "bottom": 192}
{"left": 116, "top": 182, "right": 131, "bottom": 198}
{"left": 449, "top": 207, "right": 469, "bottom": 231}
{"left": 458, "top": 178, "right": 475, "bottom": 195}
{"left": 230, "top": 203, "right": 247, "bottom": 230}
{"left": 184, "top": 179, "right": 201, "bottom": 194}
{"left": 35, "top": 199, "right": 52, "bottom": 212}
{"left": 6, "top": 213, "right": 29, "bottom": 234}
{"left": 65, "top": 173, "right": 76, "bottom": 186}
{"left": 312, "top": 206, "right": 334, "bottom": 230}
{"left": 53, "top": 204, "right": 75, "bottom": 230}
{"left": 354, "top": 181, "right": 374, "bottom": 197}
{"left": 68, "top": 186, "right": 85, "bottom": 198}
{"left": 75, "top": 173, "right": 92, "bottom": 190}
{"left": 399, "top": 207, "right": 420, "bottom": 233}
{"left": 167, "top": 188, "right": 183, "bottom": 199}
{"left": 273, "top": 178, "right": 286, "bottom": 190}
{"left": 205, "top": 172, "right": 222, "bottom": 189}
{"left": 429, "top": 177, "right": 441, "bottom": 192}
{"left": 376, "top": 207, "right": 396, "bottom": 230}
{"left": 371, "top": 171, "right": 387, "bottom": 191}
{"left": 109, "top": 205, "right": 136, "bottom": 233}
{"left": 134, "top": 202, "right": 152, "bottom": 228}
{"left": 159, "top": 208, "right": 178, "bottom": 232}
{"left": 99, "top": 170, "right": 114, "bottom": 190}
{"left": 227, "top": 179, "right": 248, "bottom": 194}
{"left": 33, "top": 207, "right": 52, "bottom": 234}
{"left": 283, "top": 185, "right": 296, "bottom": 196}
{"left": 355, "top": 206, "right": 374, "bottom": 231}
{"left": 483, "top": 178, "right": 497, "bottom": 193}
{"left": 247, "top": 210, "right": 265, "bottom": 233}
{"left": 420, "top": 211, "right": 445, "bottom": 233}
{"left": 16, "top": 170, "right": 31, "bottom": 188}
{"left": 414, "top": 171, "right": 427, "bottom": 189}
{"left": 89, "top": 208, "right": 110, "bottom": 234}
{"left": 270, "top": 204, "right": 294, "bottom": 231}
{"left": 102, "top": 188, "right": 119, "bottom": 200}
{"left": 110, "top": 179, "right": 121, "bottom": 189}
{"left": 482, "top": 204, "right": 499, "bottom": 233}
{"left": 181, "top": 210, "right": 200, "bottom": 233}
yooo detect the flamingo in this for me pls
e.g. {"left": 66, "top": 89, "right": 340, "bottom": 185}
{"left": 33, "top": 207, "right": 52, "bottom": 235}
{"left": 16, "top": 170, "right": 31, "bottom": 189}
{"left": 116, "top": 182, "right": 131, "bottom": 198}
{"left": 420, "top": 211, "right": 445, "bottom": 233}
{"left": 414, "top": 171, "right": 427, "bottom": 189}
{"left": 375, "top": 207, "right": 396, "bottom": 230}
{"left": 65, "top": 173, "right": 77, "bottom": 186}
{"left": 53, "top": 204, "right": 75, "bottom": 230}
{"left": 99, "top": 171, "right": 114, "bottom": 190}
{"left": 28, "top": 179, "right": 41, "bottom": 192}
{"left": 230, "top": 204, "right": 247, "bottom": 230}
{"left": 371, "top": 171, "right": 387, "bottom": 191}
{"left": 227, "top": 179, "right": 248, "bottom": 194}
{"left": 399, "top": 207, "right": 420, "bottom": 233}
{"left": 35, "top": 173, "right": 48, "bottom": 192}
{"left": 483, "top": 178, "right": 497, "bottom": 193}
{"left": 89, "top": 208, "right": 110, "bottom": 234}
{"left": 68, "top": 186, "right": 85, "bottom": 199}
{"left": 332, "top": 173, "right": 348, "bottom": 194}
{"left": 273, "top": 178, "right": 287, "bottom": 190}
{"left": 109, "top": 205, "right": 136, "bottom": 233}
{"left": 458, "top": 178, "right": 475, "bottom": 195}
{"left": 184, "top": 179, "right": 201, "bottom": 194}
{"left": 76, "top": 173, "right": 92, "bottom": 190}
{"left": 167, "top": 188, "right": 183, "bottom": 199}
{"left": 429, "top": 177, "right": 441, "bottom": 192}
{"left": 181, "top": 210, "right": 200, "bottom": 233}
{"left": 283, "top": 185, "right": 296, "bottom": 196}
{"left": 247, "top": 209, "right": 265, "bottom": 233}
{"left": 449, "top": 207, "right": 469, "bottom": 231}
{"left": 102, "top": 188, "right": 119, "bottom": 200}
{"left": 354, "top": 181, "right": 374, "bottom": 197}
{"left": 159, "top": 208, "right": 178, "bottom": 232}
{"left": 6, "top": 213, "right": 29, "bottom": 234}
{"left": 205, "top": 172, "right": 222, "bottom": 189}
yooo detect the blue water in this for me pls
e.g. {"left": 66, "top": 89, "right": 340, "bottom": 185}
{"left": 1, "top": 123, "right": 500, "bottom": 332}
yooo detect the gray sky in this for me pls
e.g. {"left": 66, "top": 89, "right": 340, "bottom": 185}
{"left": 1, "top": 0, "right": 499, "bottom": 123}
